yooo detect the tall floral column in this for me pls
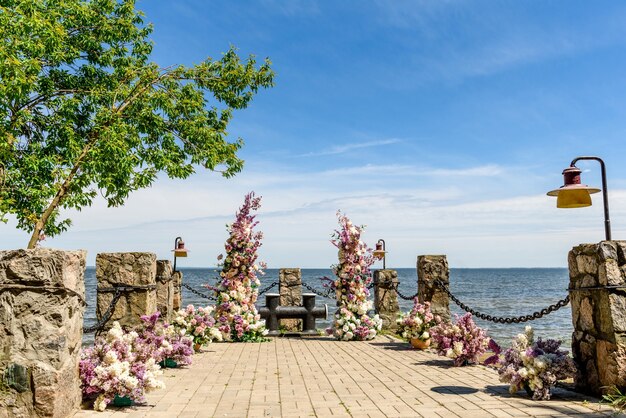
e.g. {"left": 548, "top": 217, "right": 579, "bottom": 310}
{"left": 213, "top": 192, "right": 268, "bottom": 342}
{"left": 328, "top": 212, "right": 382, "bottom": 340}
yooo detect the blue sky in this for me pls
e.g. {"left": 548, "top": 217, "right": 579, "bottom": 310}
{"left": 4, "top": 0, "right": 626, "bottom": 267}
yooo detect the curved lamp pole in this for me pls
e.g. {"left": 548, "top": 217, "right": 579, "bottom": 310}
{"left": 547, "top": 156, "right": 611, "bottom": 241}
{"left": 373, "top": 239, "right": 387, "bottom": 270}
{"left": 172, "top": 237, "right": 189, "bottom": 272}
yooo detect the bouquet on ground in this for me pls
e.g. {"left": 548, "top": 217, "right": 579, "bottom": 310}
{"left": 485, "top": 326, "right": 577, "bottom": 400}
{"left": 134, "top": 312, "right": 193, "bottom": 366}
{"left": 397, "top": 299, "right": 438, "bottom": 342}
{"left": 431, "top": 312, "right": 490, "bottom": 366}
{"left": 79, "top": 322, "right": 165, "bottom": 411}
{"left": 327, "top": 211, "right": 382, "bottom": 341}
{"left": 212, "top": 192, "right": 268, "bottom": 342}
{"left": 172, "top": 305, "right": 223, "bottom": 347}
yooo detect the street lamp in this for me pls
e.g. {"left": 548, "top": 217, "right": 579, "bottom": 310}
{"left": 172, "top": 237, "right": 189, "bottom": 272}
{"left": 547, "top": 156, "right": 611, "bottom": 241}
{"left": 373, "top": 239, "right": 387, "bottom": 269}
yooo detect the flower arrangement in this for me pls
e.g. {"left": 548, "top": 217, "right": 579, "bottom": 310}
{"left": 327, "top": 211, "right": 382, "bottom": 340}
{"left": 396, "top": 299, "right": 438, "bottom": 341}
{"left": 79, "top": 322, "right": 165, "bottom": 411}
{"left": 486, "top": 326, "right": 577, "bottom": 400}
{"left": 172, "top": 305, "right": 223, "bottom": 347}
{"left": 431, "top": 313, "right": 490, "bottom": 366}
{"left": 212, "top": 191, "right": 268, "bottom": 342}
{"left": 134, "top": 312, "right": 194, "bottom": 366}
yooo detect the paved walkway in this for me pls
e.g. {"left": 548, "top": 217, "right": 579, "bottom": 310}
{"left": 73, "top": 335, "right": 621, "bottom": 418}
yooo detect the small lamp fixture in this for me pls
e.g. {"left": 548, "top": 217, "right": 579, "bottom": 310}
{"left": 547, "top": 156, "right": 611, "bottom": 240}
{"left": 172, "top": 236, "right": 189, "bottom": 272}
{"left": 372, "top": 239, "right": 387, "bottom": 270}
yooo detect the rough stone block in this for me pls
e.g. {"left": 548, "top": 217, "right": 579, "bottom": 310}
{"left": 96, "top": 252, "right": 157, "bottom": 329}
{"left": 279, "top": 268, "right": 302, "bottom": 331}
{"left": 373, "top": 269, "right": 399, "bottom": 331}
{"left": 0, "top": 249, "right": 86, "bottom": 418}
{"left": 599, "top": 241, "right": 618, "bottom": 262}
{"left": 568, "top": 241, "right": 626, "bottom": 395}
{"left": 609, "top": 294, "right": 626, "bottom": 333}
{"left": 568, "top": 250, "right": 579, "bottom": 279}
{"left": 156, "top": 260, "right": 174, "bottom": 322}
{"left": 417, "top": 255, "right": 450, "bottom": 323}
{"left": 577, "top": 255, "right": 598, "bottom": 275}
{"left": 172, "top": 271, "right": 182, "bottom": 311}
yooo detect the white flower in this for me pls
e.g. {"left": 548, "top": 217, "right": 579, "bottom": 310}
{"left": 345, "top": 331, "right": 354, "bottom": 340}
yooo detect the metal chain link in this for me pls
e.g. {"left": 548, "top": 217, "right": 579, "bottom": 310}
{"left": 302, "top": 282, "right": 335, "bottom": 299}
{"left": 83, "top": 288, "right": 122, "bottom": 333}
{"left": 434, "top": 278, "right": 570, "bottom": 324}
{"left": 258, "top": 281, "right": 279, "bottom": 296}
{"left": 396, "top": 287, "right": 419, "bottom": 301}
{"left": 181, "top": 282, "right": 216, "bottom": 300}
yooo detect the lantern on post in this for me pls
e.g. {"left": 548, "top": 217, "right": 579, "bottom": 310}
{"left": 547, "top": 156, "right": 611, "bottom": 241}
{"left": 373, "top": 239, "right": 387, "bottom": 270}
{"left": 172, "top": 236, "right": 189, "bottom": 272}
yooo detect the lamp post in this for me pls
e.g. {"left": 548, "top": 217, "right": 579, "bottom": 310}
{"left": 172, "top": 237, "right": 189, "bottom": 272}
{"left": 547, "top": 156, "right": 611, "bottom": 241}
{"left": 373, "top": 239, "right": 387, "bottom": 269}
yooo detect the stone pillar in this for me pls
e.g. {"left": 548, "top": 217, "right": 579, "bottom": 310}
{"left": 417, "top": 255, "right": 450, "bottom": 323}
{"left": 0, "top": 249, "right": 86, "bottom": 418}
{"left": 156, "top": 260, "right": 174, "bottom": 322}
{"left": 172, "top": 271, "right": 182, "bottom": 311}
{"left": 279, "top": 268, "right": 302, "bottom": 331}
{"left": 568, "top": 241, "right": 626, "bottom": 395}
{"left": 373, "top": 269, "right": 399, "bottom": 330}
{"left": 95, "top": 252, "right": 156, "bottom": 330}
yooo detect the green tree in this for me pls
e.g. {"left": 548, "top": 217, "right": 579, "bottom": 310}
{"left": 0, "top": 0, "right": 274, "bottom": 248}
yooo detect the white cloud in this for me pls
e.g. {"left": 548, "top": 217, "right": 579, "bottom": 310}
{"left": 299, "top": 138, "right": 401, "bottom": 157}
{"left": 4, "top": 160, "right": 623, "bottom": 269}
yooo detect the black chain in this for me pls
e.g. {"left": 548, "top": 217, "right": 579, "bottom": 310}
{"left": 181, "top": 282, "right": 216, "bottom": 300}
{"left": 434, "top": 278, "right": 570, "bottom": 324}
{"left": 302, "top": 282, "right": 335, "bottom": 299}
{"left": 258, "top": 281, "right": 279, "bottom": 296}
{"left": 83, "top": 288, "right": 123, "bottom": 333}
{"left": 396, "top": 287, "right": 419, "bottom": 301}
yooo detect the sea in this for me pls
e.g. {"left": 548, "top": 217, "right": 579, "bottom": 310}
{"left": 83, "top": 267, "right": 573, "bottom": 350}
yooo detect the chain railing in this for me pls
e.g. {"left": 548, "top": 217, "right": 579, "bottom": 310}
{"left": 181, "top": 282, "right": 216, "bottom": 301}
{"left": 396, "top": 287, "right": 419, "bottom": 301}
{"left": 434, "top": 278, "right": 570, "bottom": 324}
{"left": 258, "top": 281, "right": 279, "bottom": 296}
{"left": 302, "top": 282, "right": 335, "bottom": 299}
{"left": 83, "top": 288, "right": 123, "bottom": 333}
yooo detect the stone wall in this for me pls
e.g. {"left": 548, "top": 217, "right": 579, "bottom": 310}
{"left": 417, "top": 255, "right": 450, "bottom": 323}
{"left": 569, "top": 241, "right": 626, "bottom": 395}
{"left": 373, "top": 269, "right": 399, "bottom": 330}
{"left": 95, "top": 252, "right": 156, "bottom": 330}
{"left": 279, "top": 268, "right": 302, "bottom": 331}
{"left": 156, "top": 260, "right": 174, "bottom": 322}
{"left": 0, "top": 249, "right": 86, "bottom": 418}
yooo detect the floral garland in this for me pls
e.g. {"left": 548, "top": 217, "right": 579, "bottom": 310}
{"left": 135, "top": 312, "right": 194, "bottom": 366}
{"left": 486, "top": 326, "right": 577, "bottom": 400}
{"left": 212, "top": 192, "right": 268, "bottom": 342}
{"left": 79, "top": 322, "right": 165, "bottom": 411}
{"left": 431, "top": 313, "right": 490, "bottom": 366}
{"left": 172, "top": 305, "right": 223, "bottom": 346}
{"left": 327, "top": 211, "right": 382, "bottom": 340}
{"left": 397, "top": 299, "right": 438, "bottom": 341}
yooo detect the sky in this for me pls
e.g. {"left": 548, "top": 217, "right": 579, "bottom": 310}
{"left": 4, "top": 0, "right": 626, "bottom": 268}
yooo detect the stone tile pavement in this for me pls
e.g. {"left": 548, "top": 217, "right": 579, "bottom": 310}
{"left": 73, "top": 335, "right": 623, "bottom": 418}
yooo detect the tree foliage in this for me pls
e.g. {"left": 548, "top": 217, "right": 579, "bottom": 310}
{"left": 0, "top": 0, "right": 274, "bottom": 248}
